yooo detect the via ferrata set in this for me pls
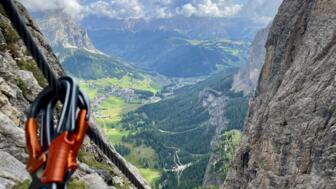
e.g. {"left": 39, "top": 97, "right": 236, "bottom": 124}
{"left": 25, "top": 77, "right": 90, "bottom": 188}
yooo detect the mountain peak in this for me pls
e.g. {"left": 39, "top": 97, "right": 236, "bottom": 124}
{"left": 36, "top": 12, "right": 100, "bottom": 54}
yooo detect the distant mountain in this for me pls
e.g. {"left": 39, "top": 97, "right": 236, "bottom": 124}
{"left": 80, "top": 0, "right": 282, "bottom": 40}
{"left": 82, "top": 15, "right": 265, "bottom": 40}
{"left": 36, "top": 12, "right": 99, "bottom": 53}
{"left": 87, "top": 29, "right": 249, "bottom": 77}
{"left": 77, "top": 0, "right": 281, "bottom": 79}
{"left": 34, "top": 12, "right": 143, "bottom": 80}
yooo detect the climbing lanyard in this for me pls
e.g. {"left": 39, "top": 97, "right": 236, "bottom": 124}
{"left": 1, "top": 0, "right": 147, "bottom": 189}
{"left": 25, "top": 77, "right": 90, "bottom": 189}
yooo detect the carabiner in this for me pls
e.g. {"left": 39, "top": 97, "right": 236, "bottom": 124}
{"left": 25, "top": 76, "right": 91, "bottom": 189}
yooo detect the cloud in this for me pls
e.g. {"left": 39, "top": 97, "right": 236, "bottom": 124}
{"left": 84, "top": 0, "right": 242, "bottom": 19}
{"left": 177, "top": 0, "right": 243, "bottom": 18}
{"left": 179, "top": 4, "right": 197, "bottom": 17}
{"left": 21, "top": 0, "right": 245, "bottom": 19}
{"left": 86, "top": 0, "right": 145, "bottom": 19}
{"left": 19, "top": 0, "right": 83, "bottom": 17}
{"left": 155, "top": 6, "right": 174, "bottom": 18}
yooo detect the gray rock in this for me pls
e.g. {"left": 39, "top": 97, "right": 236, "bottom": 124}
{"left": 231, "top": 24, "right": 271, "bottom": 95}
{"left": 36, "top": 13, "right": 100, "bottom": 54}
{"left": 223, "top": 0, "right": 336, "bottom": 188}
{"left": 0, "top": 111, "right": 26, "bottom": 161}
{"left": 200, "top": 89, "right": 230, "bottom": 187}
{"left": 0, "top": 77, "right": 16, "bottom": 98}
{"left": 16, "top": 70, "right": 42, "bottom": 101}
{"left": 78, "top": 162, "right": 95, "bottom": 174}
{"left": 0, "top": 151, "right": 30, "bottom": 189}
{"left": 81, "top": 173, "right": 113, "bottom": 189}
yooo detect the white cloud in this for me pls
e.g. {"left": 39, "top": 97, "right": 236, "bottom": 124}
{"left": 85, "top": 0, "right": 243, "bottom": 19}
{"left": 21, "top": 0, "right": 244, "bottom": 19}
{"left": 177, "top": 0, "right": 243, "bottom": 18}
{"left": 19, "top": 0, "right": 83, "bottom": 18}
{"left": 155, "top": 7, "right": 174, "bottom": 18}
{"left": 87, "top": 0, "right": 145, "bottom": 19}
{"left": 180, "top": 4, "right": 197, "bottom": 17}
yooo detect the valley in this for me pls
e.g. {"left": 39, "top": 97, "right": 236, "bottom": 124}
{"left": 76, "top": 62, "right": 248, "bottom": 188}
{"left": 59, "top": 36, "right": 250, "bottom": 188}
{"left": 79, "top": 75, "right": 163, "bottom": 184}
{"left": 77, "top": 67, "right": 248, "bottom": 188}
{"left": 31, "top": 4, "right": 272, "bottom": 188}
{"left": 87, "top": 29, "right": 249, "bottom": 77}
{"left": 5, "top": 1, "right": 325, "bottom": 189}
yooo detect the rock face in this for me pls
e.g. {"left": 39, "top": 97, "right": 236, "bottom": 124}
{"left": 223, "top": 0, "right": 336, "bottom": 188}
{"left": 0, "top": 2, "right": 146, "bottom": 189}
{"left": 231, "top": 24, "right": 271, "bottom": 95}
{"left": 0, "top": 151, "right": 30, "bottom": 189}
{"left": 36, "top": 11, "right": 99, "bottom": 53}
{"left": 0, "top": 2, "right": 62, "bottom": 187}
{"left": 200, "top": 89, "right": 229, "bottom": 187}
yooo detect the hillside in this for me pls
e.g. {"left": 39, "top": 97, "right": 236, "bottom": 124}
{"left": 58, "top": 47, "right": 137, "bottom": 80}
{"left": 87, "top": 29, "right": 249, "bottom": 77}
{"left": 34, "top": 13, "right": 151, "bottom": 81}
{"left": 113, "top": 69, "right": 249, "bottom": 188}
{"left": 224, "top": 0, "right": 336, "bottom": 188}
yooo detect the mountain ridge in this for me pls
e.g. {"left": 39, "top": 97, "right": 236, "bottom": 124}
{"left": 87, "top": 28, "right": 249, "bottom": 77}
{"left": 36, "top": 12, "right": 100, "bottom": 54}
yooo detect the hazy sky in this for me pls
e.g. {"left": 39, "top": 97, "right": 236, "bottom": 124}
{"left": 20, "top": 0, "right": 281, "bottom": 22}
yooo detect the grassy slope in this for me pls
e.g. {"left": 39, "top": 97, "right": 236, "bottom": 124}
{"left": 80, "top": 76, "right": 162, "bottom": 184}
{"left": 88, "top": 29, "right": 249, "bottom": 77}
{"left": 59, "top": 48, "right": 135, "bottom": 80}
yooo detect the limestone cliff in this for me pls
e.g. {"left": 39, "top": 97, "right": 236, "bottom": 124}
{"left": 0, "top": 2, "right": 143, "bottom": 189}
{"left": 223, "top": 0, "right": 336, "bottom": 188}
{"left": 231, "top": 24, "right": 270, "bottom": 95}
{"left": 200, "top": 89, "right": 229, "bottom": 187}
{"left": 36, "top": 11, "right": 99, "bottom": 54}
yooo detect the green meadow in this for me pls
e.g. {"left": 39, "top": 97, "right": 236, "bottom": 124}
{"left": 80, "top": 76, "right": 162, "bottom": 185}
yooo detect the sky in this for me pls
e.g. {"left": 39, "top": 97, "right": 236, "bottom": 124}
{"left": 20, "top": 0, "right": 280, "bottom": 22}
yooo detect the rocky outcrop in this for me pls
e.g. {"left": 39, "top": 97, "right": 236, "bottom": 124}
{"left": 200, "top": 88, "right": 229, "bottom": 187}
{"left": 223, "top": 0, "right": 336, "bottom": 188}
{"left": 232, "top": 24, "right": 271, "bottom": 95}
{"left": 0, "top": 2, "right": 61, "bottom": 186}
{"left": 36, "top": 11, "right": 99, "bottom": 54}
{"left": 0, "top": 151, "right": 30, "bottom": 189}
{"left": 0, "top": 2, "right": 145, "bottom": 189}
